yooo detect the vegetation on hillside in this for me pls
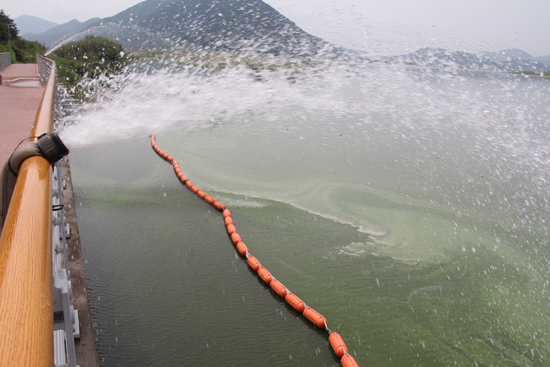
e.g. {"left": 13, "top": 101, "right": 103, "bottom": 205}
{"left": 49, "top": 35, "right": 128, "bottom": 100}
{"left": 0, "top": 9, "right": 47, "bottom": 63}
{"left": 512, "top": 70, "right": 550, "bottom": 79}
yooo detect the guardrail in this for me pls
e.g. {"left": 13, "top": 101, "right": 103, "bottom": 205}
{"left": 52, "top": 159, "right": 80, "bottom": 367}
{"left": 0, "top": 56, "right": 57, "bottom": 366}
{"left": 0, "top": 52, "right": 10, "bottom": 72}
{"left": 37, "top": 54, "right": 54, "bottom": 86}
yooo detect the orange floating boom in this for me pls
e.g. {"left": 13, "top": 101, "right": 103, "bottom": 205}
{"left": 150, "top": 134, "right": 359, "bottom": 366}
{"left": 303, "top": 307, "right": 327, "bottom": 329}
{"left": 257, "top": 267, "right": 273, "bottom": 284}
{"left": 285, "top": 293, "right": 306, "bottom": 313}
{"left": 247, "top": 256, "right": 261, "bottom": 271}
{"left": 270, "top": 279, "right": 288, "bottom": 298}
{"left": 329, "top": 332, "right": 349, "bottom": 358}
{"left": 341, "top": 354, "right": 360, "bottom": 367}
{"left": 235, "top": 241, "right": 248, "bottom": 256}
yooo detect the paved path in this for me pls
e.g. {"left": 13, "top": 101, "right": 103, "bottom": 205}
{"left": 0, "top": 64, "right": 44, "bottom": 164}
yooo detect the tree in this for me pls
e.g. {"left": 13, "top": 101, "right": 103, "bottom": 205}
{"left": 0, "top": 9, "right": 45, "bottom": 63}
{"left": 50, "top": 36, "right": 128, "bottom": 100}
{"left": 0, "top": 9, "right": 19, "bottom": 43}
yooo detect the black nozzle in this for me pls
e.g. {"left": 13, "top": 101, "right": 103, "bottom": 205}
{"left": 37, "top": 133, "right": 70, "bottom": 164}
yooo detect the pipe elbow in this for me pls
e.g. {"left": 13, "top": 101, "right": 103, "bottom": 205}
{"left": 1, "top": 133, "right": 69, "bottom": 231}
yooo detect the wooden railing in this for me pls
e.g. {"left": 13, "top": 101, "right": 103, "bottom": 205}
{"left": 0, "top": 56, "right": 56, "bottom": 367}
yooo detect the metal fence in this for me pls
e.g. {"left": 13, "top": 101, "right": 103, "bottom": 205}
{"left": 0, "top": 52, "right": 10, "bottom": 72}
{"left": 52, "top": 160, "right": 80, "bottom": 367}
{"left": 37, "top": 54, "right": 54, "bottom": 85}
{"left": 55, "top": 83, "right": 77, "bottom": 122}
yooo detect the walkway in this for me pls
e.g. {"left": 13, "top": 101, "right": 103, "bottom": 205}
{"left": 0, "top": 64, "right": 44, "bottom": 163}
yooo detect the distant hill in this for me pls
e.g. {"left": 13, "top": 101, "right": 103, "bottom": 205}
{"left": 40, "top": 0, "right": 330, "bottom": 55}
{"left": 22, "top": 18, "right": 101, "bottom": 47}
{"left": 536, "top": 55, "right": 550, "bottom": 65}
{"left": 385, "top": 47, "right": 549, "bottom": 72}
{"left": 480, "top": 49, "right": 548, "bottom": 71}
{"left": 15, "top": 15, "right": 57, "bottom": 35}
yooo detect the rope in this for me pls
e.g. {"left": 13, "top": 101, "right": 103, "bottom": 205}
{"left": 150, "top": 135, "right": 359, "bottom": 367}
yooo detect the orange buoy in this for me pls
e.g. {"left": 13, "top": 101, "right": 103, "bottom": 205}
{"left": 329, "top": 332, "right": 349, "bottom": 358}
{"left": 186, "top": 181, "right": 193, "bottom": 188}
{"left": 230, "top": 232, "right": 241, "bottom": 244}
{"left": 178, "top": 173, "right": 188, "bottom": 182}
{"left": 213, "top": 201, "right": 225, "bottom": 211}
{"left": 303, "top": 307, "right": 327, "bottom": 329}
{"left": 191, "top": 186, "right": 199, "bottom": 193}
{"left": 247, "top": 256, "right": 261, "bottom": 271}
{"left": 285, "top": 293, "right": 305, "bottom": 313}
{"left": 204, "top": 195, "right": 215, "bottom": 204}
{"left": 224, "top": 216, "right": 234, "bottom": 226}
{"left": 258, "top": 267, "right": 272, "bottom": 284}
{"left": 226, "top": 224, "right": 237, "bottom": 235}
{"left": 197, "top": 190, "right": 206, "bottom": 199}
{"left": 166, "top": 155, "right": 173, "bottom": 162}
{"left": 270, "top": 279, "right": 287, "bottom": 298}
{"left": 223, "top": 209, "right": 231, "bottom": 218}
{"left": 236, "top": 241, "right": 248, "bottom": 256}
{"left": 341, "top": 354, "right": 359, "bottom": 367}
{"left": 173, "top": 161, "right": 180, "bottom": 168}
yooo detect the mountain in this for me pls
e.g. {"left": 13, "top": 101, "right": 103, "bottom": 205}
{"left": 480, "top": 49, "right": 548, "bottom": 71}
{"left": 535, "top": 55, "right": 550, "bottom": 65}
{"left": 15, "top": 15, "right": 58, "bottom": 35}
{"left": 386, "top": 47, "right": 549, "bottom": 72}
{"left": 22, "top": 18, "right": 101, "bottom": 47}
{"left": 43, "top": 0, "right": 330, "bottom": 55}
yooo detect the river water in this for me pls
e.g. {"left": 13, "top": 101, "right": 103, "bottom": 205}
{"left": 61, "top": 55, "right": 550, "bottom": 366}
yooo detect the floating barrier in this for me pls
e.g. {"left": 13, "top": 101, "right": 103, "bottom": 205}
{"left": 285, "top": 293, "right": 305, "bottom": 313}
{"left": 329, "top": 332, "right": 349, "bottom": 358}
{"left": 270, "top": 279, "right": 288, "bottom": 298}
{"left": 304, "top": 307, "right": 327, "bottom": 329}
{"left": 150, "top": 135, "right": 359, "bottom": 367}
{"left": 247, "top": 256, "right": 261, "bottom": 271}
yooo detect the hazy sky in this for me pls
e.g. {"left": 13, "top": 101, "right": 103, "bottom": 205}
{"left": 3, "top": 0, "right": 549, "bottom": 56}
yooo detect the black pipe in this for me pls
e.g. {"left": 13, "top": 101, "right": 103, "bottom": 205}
{"left": 1, "top": 133, "right": 69, "bottom": 232}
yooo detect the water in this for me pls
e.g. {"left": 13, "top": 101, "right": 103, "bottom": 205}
{"left": 63, "top": 54, "right": 550, "bottom": 366}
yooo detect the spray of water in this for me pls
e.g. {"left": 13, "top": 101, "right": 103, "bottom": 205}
{"left": 59, "top": 40, "right": 550, "bottom": 367}
{"left": 59, "top": 52, "right": 345, "bottom": 148}
{"left": 59, "top": 52, "right": 550, "bottom": 251}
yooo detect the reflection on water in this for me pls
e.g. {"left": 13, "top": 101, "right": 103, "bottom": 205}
{"left": 68, "top": 58, "right": 550, "bottom": 366}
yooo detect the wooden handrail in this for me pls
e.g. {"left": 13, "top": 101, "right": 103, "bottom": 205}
{"left": 0, "top": 57, "right": 56, "bottom": 366}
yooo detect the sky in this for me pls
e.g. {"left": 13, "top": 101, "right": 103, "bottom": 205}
{"left": 3, "top": 0, "right": 549, "bottom": 57}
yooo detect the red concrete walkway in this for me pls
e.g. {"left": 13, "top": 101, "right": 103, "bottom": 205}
{"left": 0, "top": 64, "right": 44, "bottom": 164}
